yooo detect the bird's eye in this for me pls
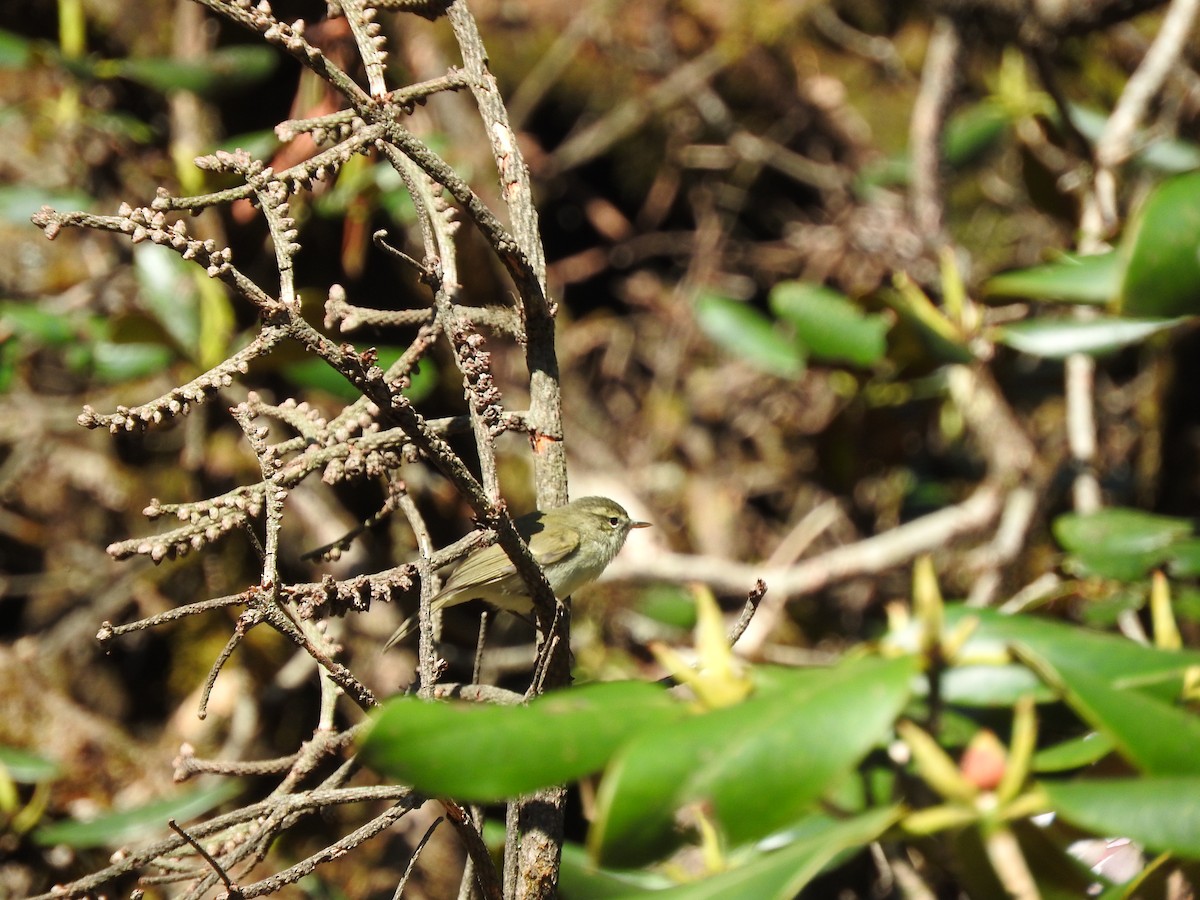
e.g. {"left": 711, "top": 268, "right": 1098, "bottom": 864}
{"left": 608, "top": 516, "right": 620, "bottom": 527}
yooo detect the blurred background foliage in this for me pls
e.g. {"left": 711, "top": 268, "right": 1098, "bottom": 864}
{"left": 4, "top": 0, "right": 1200, "bottom": 896}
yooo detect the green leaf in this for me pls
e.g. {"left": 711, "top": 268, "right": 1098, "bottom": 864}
{"left": 1166, "top": 538, "right": 1200, "bottom": 577}
{"left": 943, "top": 101, "right": 1012, "bottom": 168}
{"left": 1021, "top": 652, "right": 1200, "bottom": 776}
{"left": 0, "top": 746, "right": 60, "bottom": 784}
{"left": 632, "top": 584, "right": 699, "bottom": 631}
{"left": 618, "top": 809, "right": 899, "bottom": 900}
{"left": 995, "top": 316, "right": 1186, "bottom": 359}
{"left": 1053, "top": 508, "right": 1193, "bottom": 580}
{"left": 558, "top": 842, "right": 674, "bottom": 897}
{"left": 33, "top": 780, "right": 242, "bottom": 849}
{"left": 694, "top": 293, "right": 805, "bottom": 378}
{"left": 1, "top": 185, "right": 94, "bottom": 226}
{"left": 0, "top": 28, "right": 34, "bottom": 68}
{"left": 1044, "top": 777, "right": 1200, "bottom": 858}
{"left": 904, "top": 606, "right": 1200, "bottom": 701}
{"left": 768, "top": 282, "right": 889, "bottom": 367}
{"left": 939, "top": 663, "right": 1051, "bottom": 707}
{"left": 1069, "top": 105, "right": 1200, "bottom": 175}
{"left": 133, "top": 243, "right": 201, "bottom": 360}
{"left": 85, "top": 342, "right": 175, "bottom": 382}
{"left": 1033, "top": 732, "right": 1115, "bottom": 773}
{"left": 1119, "top": 170, "right": 1200, "bottom": 317}
{"left": 111, "top": 45, "right": 278, "bottom": 97}
{"left": 359, "top": 681, "right": 686, "bottom": 802}
{"left": 589, "top": 655, "right": 916, "bottom": 867}
{"left": 0, "top": 301, "right": 79, "bottom": 346}
{"left": 282, "top": 352, "right": 437, "bottom": 402}
{"left": 983, "top": 252, "right": 1121, "bottom": 305}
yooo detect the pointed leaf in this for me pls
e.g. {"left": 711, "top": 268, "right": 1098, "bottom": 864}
{"left": 1020, "top": 651, "right": 1200, "bottom": 776}
{"left": 1033, "top": 732, "right": 1115, "bottom": 773}
{"left": 984, "top": 252, "right": 1121, "bottom": 305}
{"left": 1044, "top": 777, "right": 1200, "bottom": 858}
{"left": 33, "top": 780, "right": 242, "bottom": 849}
{"left": 694, "top": 293, "right": 805, "bottom": 378}
{"left": 996, "top": 316, "right": 1186, "bottom": 359}
{"left": 614, "top": 808, "right": 898, "bottom": 900}
{"left": 768, "top": 281, "right": 889, "bottom": 366}
{"left": 113, "top": 46, "right": 277, "bottom": 97}
{"left": 1119, "top": 170, "right": 1200, "bottom": 317}
{"left": 1053, "top": 508, "right": 1192, "bottom": 580}
{"left": 589, "top": 655, "right": 916, "bottom": 867}
{"left": 0, "top": 745, "right": 60, "bottom": 784}
{"left": 359, "top": 681, "right": 685, "bottom": 802}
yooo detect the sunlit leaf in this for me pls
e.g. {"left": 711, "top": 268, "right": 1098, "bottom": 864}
{"left": 0, "top": 746, "right": 60, "bottom": 784}
{"left": 85, "top": 342, "right": 175, "bottom": 382}
{"left": 1045, "top": 778, "right": 1200, "bottom": 857}
{"left": 769, "top": 282, "right": 888, "bottom": 367}
{"left": 1119, "top": 170, "right": 1200, "bottom": 317}
{"left": 983, "top": 252, "right": 1121, "bottom": 305}
{"left": 0, "top": 301, "right": 79, "bottom": 346}
{"left": 1033, "top": 732, "right": 1115, "bottom": 773}
{"left": 133, "top": 243, "right": 201, "bottom": 360}
{"left": 359, "top": 681, "right": 685, "bottom": 802}
{"left": 1070, "top": 105, "right": 1200, "bottom": 174}
{"left": 1054, "top": 508, "right": 1193, "bottom": 580}
{"left": 1022, "top": 652, "right": 1200, "bottom": 776}
{"left": 282, "top": 352, "right": 437, "bottom": 402}
{"left": 33, "top": 780, "right": 243, "bottom": 849}
{"left": 694, "top": 293, "right": 805, "bottom": 378}
{"left": 0, "top": 27, "right": 33, "bottom": 67}
{"left": 589, "top": 656, "right": 916, "bottom": 867}
{"left": 995, "top": 316, "right": 1186, "bottom": 359}
{"left": 111, "top": 45, "right": 278, "bottom": 97}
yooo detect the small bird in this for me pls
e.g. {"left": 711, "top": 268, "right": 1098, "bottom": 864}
{"left": 383, "top": 496, "right": 650, "bottom": 649}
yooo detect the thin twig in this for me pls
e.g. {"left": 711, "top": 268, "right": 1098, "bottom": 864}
{"left": 168, "top": 819, "right": 240, "bottom": 896}
{"left": 909, "top": 15, "right": 962, "bottom": 240}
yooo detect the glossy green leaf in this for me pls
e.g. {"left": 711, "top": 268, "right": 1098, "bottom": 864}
{"left": 0, "top": 185, "right": 93, "bottom": 226}
{"left": 134, "top": 243, "right": 201, "bottom": 359}
{"left": 939, "top": 663, "right": 1051, "bottom": 707}
{"left": 85, "top": 342, "right": 175, "bottom": 382}
{"left": 282, "top": 352, "right": 437, "bottom": 402}
{"left": 1165, "top": 538, "right": 1200, "bottom": 578}
{"left": 1119, "top": 170, "right": 1200, "bottom": 317}
{"left": 1053, "top": 508, "right": 1193, "bottom": 580}
{"left": 1069, "top": 105, "right": 1200, "bottom": 175}
{"left": 1021, "top": 652, "right": 1200, "bottom": 776}
{"left": 1033, "top": 732, "right": 1115, "bottom": 773}
{"left": 768, "top": 282, "right": 888, "bottom": 367}
{"left": 996, "top": 316, "right": 1186, "bottom": 359}
{"left": 111, "top": 46, "right": 278, "bottom": 97}
{"left": 983, "top": 252, "right": 1121, "bottom": 305}
{"left": 633, "top": 584, "right": 699, "bottom": 631}
{"left": 916, "top": 606, "right": 1200, "bottom": 701}
{"left": 0, "top": 301, "right": 79, "bottom": 346}
{"left": 0, "top": 745, "right": 60, "bottom": 783}
{"left": 33, "top": 779, "right": 242, "bottom": 848}
{"left": 359, "top": 681, "right": 686, "bottom": 802}
{"left": 559, "top": 842, "right": 673, "bottom": 898}
{"left": 0, "top": 27, "right": 33, "bottom": 67}
{"left": 1044, "top": 777, "right": 1200, "bottom": 857}
{"left": 615, "top": 808, "right": 899, "bottom": 900}
{"left": 694, "top": 293, "right": 805, "bottom": 378}
{"left": 589, "top": 655, "right": 916, "bottom": 867}
{"left": 943, "top": 101, "right": 1011, "bottom": 168}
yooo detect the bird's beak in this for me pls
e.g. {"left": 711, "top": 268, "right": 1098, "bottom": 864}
{"left": 632, "top": 520, "right": 652, "bottom": 529}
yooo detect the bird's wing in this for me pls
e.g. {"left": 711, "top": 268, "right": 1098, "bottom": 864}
{"left": 438, "top": 542, "right": 516, "bottom": 594}
{"left": 438, "top": 521, "right": 580, "bottom": 596}
{"left": 527, "top": 523, "right": 580, "bottom": 567}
